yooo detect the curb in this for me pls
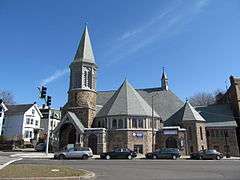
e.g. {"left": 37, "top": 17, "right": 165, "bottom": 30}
{"left": 0, "top": 158, "right": 23, "bottom": 170}
{"left": 0, "top": 169, "right": 95, "bottom": 180}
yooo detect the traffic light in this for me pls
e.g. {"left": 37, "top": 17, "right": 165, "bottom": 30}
{"left": 46, "top": 96, "right": 52, "bottom": 106}
{"left": 40, "top": 86, "right": 47, "bottom": 99}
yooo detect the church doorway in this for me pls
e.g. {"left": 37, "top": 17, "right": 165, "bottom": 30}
{"left": 59, "top": 123, "right": 76, "bottom": 149}
{"left": 165, "top": 137, "right": 178, "bottom": 148}
{"left": 88, "top": 134, "right": 98, "bottom": 154}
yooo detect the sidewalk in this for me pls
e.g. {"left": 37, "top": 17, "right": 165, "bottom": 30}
{"left": 0, "top": 156, "right": 22, "bottom": 170}
{"left": 10, "top": 152, "right": 54, "bottom": 159}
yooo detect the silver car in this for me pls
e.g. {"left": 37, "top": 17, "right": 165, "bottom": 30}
{"left": 54, "top": 147, "right": 93, "bottom": 160}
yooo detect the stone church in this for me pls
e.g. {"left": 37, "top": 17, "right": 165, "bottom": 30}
{"left": 53, "top": 26, "right": 239, "bottom": 156}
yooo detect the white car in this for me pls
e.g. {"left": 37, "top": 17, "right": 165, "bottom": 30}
{"left": 54, "top": 147, "right": 93, "bottom": 160}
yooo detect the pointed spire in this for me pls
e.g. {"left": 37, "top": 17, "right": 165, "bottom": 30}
{"left": 73, "top": 25, "right": 95, "bottom": 64}
{"left": 161, "top": 67, "right": 169, "bottom": 90}
{"left": 181, "top": 101, "right": 205, "bottom": 122}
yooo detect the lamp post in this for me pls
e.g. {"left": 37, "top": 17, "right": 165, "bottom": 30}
{"left": 151, "top": 94, "right": 157, "bottom": 152}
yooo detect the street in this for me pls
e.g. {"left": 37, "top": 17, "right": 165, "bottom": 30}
{"left": 15, "top": 158, "right": 240, "bottom": 180}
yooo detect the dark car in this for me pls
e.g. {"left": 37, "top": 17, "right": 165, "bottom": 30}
{"left": 145, "top": 148, "right": 181, "bottom": 160}
{"left": 190, "top": 149, "right": 223, "bottom": 160}
{"left": 35, "top": 143, "right": 46, "bottom": 152}
{"left": 100, "top": 148, "right": 137, "bottom": 160}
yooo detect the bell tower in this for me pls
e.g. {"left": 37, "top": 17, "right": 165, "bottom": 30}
{"left": 65, "top": 25, "right": 97, "bottom": 128}
{"left": 161, "top": 67, "right": 169, "bottom": 91}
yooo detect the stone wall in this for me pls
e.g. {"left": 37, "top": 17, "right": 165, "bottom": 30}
{"left": 63, "top": 89, "right": 97, "bottom": 128}
{"left": 182, "top": 121, "right": 207, "bottom": 153}
{"left": 106, "top": 129, "right": 153, "bottom": 154}
{"left": 206, "top": 127, "right": 239, "bottom": 156}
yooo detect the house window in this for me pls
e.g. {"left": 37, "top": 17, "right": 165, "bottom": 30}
{"left": 215, "top": 130, "right": 219, "bottom": 137}
{"left": 210, "top": 129, "right": 215, "bottom": 137}
{"left": 51, "top": 121, "right": 53, "bottom": 127}
{"left": 112, "top": 119, "right": 117, "bottom": 129}
{"left": 0, "top": 113, "right": 2, "bottom": 117}
{"left": 200, "top": 126, "right": 203, "bottom": 140}
{"left": 29, "top": 131, "right": 32, "bottom": 138}
{"left": 132, "top": 118, "right": 137, "bottom": 128}
{"left": 35, "top": 120, "right": 38, "bottom": 126}
{"left": 118, "top": 119, "right": 123, "bottom": 129}
{"left": 26, "top": 118, "right": 30, "bottom": 124}
{"left": 25, "top": 131, "right": 29, "bottom": 138}
{"left": 30, "top": 119, "right": 34, "bottom": 124}
{"left": 32, "top": 109, "right": 35, "bottom": 116}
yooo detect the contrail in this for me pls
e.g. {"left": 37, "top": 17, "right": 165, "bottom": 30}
{"left": 40, "top": 68, "right": 69, "bottom": 86}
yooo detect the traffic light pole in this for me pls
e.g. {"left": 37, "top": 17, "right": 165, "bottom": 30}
{"left": 45, "top": 107, "right": 50, "bottom": 156}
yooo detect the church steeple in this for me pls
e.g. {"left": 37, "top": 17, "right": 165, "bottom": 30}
{"left": 69, "top": 25, "right": 97, "bottom": 92}
{"left": 73, "top": 25, "right": 95, "bottom": 64}
{"left": 161, "top": 67, "right": 169, "bottom": 91}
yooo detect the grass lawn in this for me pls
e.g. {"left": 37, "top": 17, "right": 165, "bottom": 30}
{"left": 0, "top": 164, "right": 88, "bottom": 178}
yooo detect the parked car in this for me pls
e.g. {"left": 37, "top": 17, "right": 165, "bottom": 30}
{"left": 35, "top": 143, "right": 46, "bottom": 152}
{"left": 54, "top": 147, "right": 93, "bottom": 160}
{"left": 190, "top": 149, "right": 223, "bottom": 160}
{"left": 100, "top": 148, "right": 137, "bottom": 160}
{"left": 145, "top": 148, "right": 181, "bottom": 160}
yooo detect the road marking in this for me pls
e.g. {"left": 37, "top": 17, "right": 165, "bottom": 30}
{"left": 0, "top": 158, "right": 23, "bottom": 170}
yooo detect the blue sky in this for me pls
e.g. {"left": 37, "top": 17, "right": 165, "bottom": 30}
{"left": 1, "top": 0, "right": 240, "bottom": 108}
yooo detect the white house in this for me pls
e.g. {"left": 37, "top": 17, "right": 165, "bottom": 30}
{"left": 0, "top": 99, "right": 8, "bottom": 136}
{"left": 2, "top": 103, "right": 43, "bottom": 143}
{"left": 40, "top": 108, "right": 61, "bottom": 136}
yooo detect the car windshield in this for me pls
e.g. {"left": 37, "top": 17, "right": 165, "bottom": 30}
{"left": 207, "top": 150, "right": 217, "bottom": 153}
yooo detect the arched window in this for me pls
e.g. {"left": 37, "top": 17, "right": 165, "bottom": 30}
{"left": 88, "top": 71, "right": 92, "bottom": 89}
{"left": 118, "top": 119, "right": 123, "bottom": 129}
{"left": 112, "top": 119, "right": 117, "bottom": 129}
{"left": 97, "top": 121, "right": 101, "bottom": 127}
{"left": 84, "top": 71, "right": 87, "bottom": 87}
{"left": 138, "top": 118, "right": 143, "bottom": 128}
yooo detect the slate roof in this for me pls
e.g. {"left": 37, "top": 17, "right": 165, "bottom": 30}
{"left": 164, "top": 101, "right": 205, "bottom": 126}
{"left": 97, "top": 87, "right": 184, "bottom": 121}
{"left": 6, "top": 104, "right": 34, "bottom": 115}
{"left": 196, "top": 104, "right": 237, "bottom": 127}
{"left": 96, "top": 80, "right": 160, "bottom": 118}
{"left": 67, "top": 112, "right": 85, "bottom": 132}
{"left": 73, "top": 26, "right": 95, "bottom": 64}
{"left": 181, "top": 101, "right": 205, "bottom": 122}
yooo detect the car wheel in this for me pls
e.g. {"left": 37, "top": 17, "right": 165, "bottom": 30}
{"left": 128, "top": 155, "right": 132, "bottom": 160}
{"left": 82, "top": 155, "right": 89, "bottom": 160}
{"left": 59, "top": 154, "right": 65, "bottom": 160}
{"left": 106, "top": 155, "right": 111, "bottom": 160}
{"left": 172, "top": 155, "right": 177, "bottom": 160}
{"left": 216, "top": 155, "right": 221, "bottom": 160}
{"left": 153, "top": 155, "right": 157, "bottom": 159}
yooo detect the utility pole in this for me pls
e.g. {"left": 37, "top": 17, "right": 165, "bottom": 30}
{"left": 151, "top": 95, "right": 155, "bottom": 152}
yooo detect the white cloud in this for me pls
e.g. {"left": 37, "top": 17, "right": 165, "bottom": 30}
{"left": 103, "top": 0, "right": 211, "bottom": 66}
{"left": 40, "top": 68, "right": 69, "bottom": 86}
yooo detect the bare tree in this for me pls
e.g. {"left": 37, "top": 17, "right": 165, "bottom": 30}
{"left": 189, "top": 89, "right": 225, "bottom": 107}
{"left": 0, "top": 90, "right": 15, "bottom": 105}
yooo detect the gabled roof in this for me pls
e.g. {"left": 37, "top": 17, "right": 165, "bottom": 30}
{"left": 196, "top": 104, "right": 237, "bottom": 127}
{"left": 0, "top": 100, "right": 8, "bottom": 112}
{"left": 73, "top": 25, "right": 95, "bottom": 64}
{"left": 6, "top": 104, "right": 34, "bottom": 116}
{"left": 97, "top": 80, "right": 160, "bottom": 118}
{"left": 164, "top": 101, "right": 205, "bottom": 126}
{"left": 181, "top": 101, "right": 205, "bottom": 122}
{"left": 53, "top": 111, "right": 84, "bottom": 133}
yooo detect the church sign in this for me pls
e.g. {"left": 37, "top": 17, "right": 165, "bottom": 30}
{"left": 132, "top": 132, "right": 144, "bottom": 138}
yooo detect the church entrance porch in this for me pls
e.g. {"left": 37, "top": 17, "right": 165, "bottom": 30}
{"left": 59, "top": 123, "right": 76, "bottom": 149}
{"left": 156, "top": 126, "right": 187, "bottom": 155}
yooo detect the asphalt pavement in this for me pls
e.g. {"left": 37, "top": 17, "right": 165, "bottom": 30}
{"left": 15, "top": 158, "right": 240, "bottom": 180}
